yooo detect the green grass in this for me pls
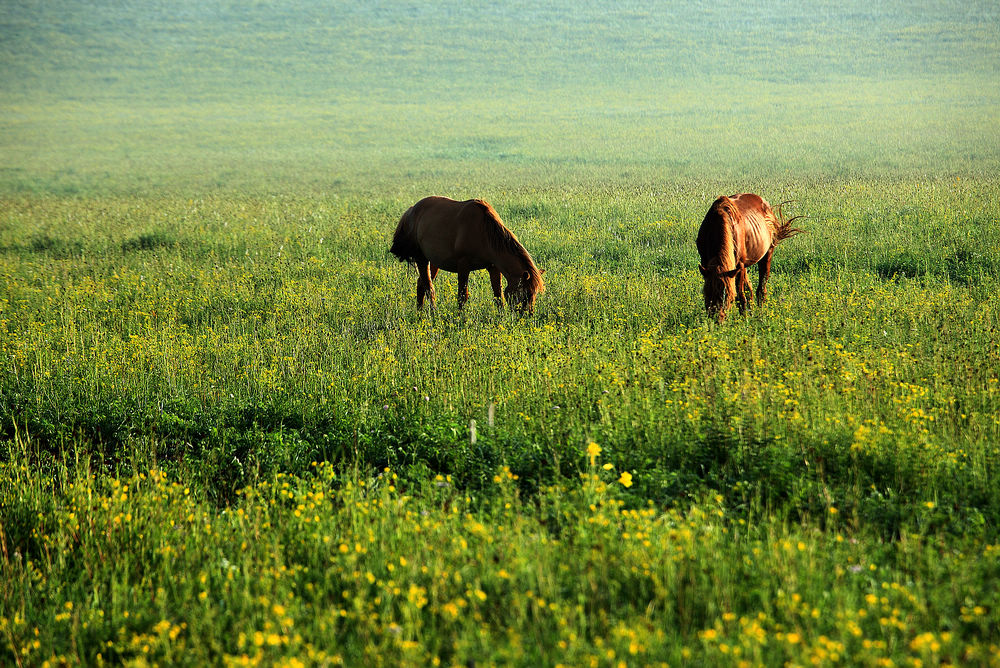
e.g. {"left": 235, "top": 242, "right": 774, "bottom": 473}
{"left": 2, "top": 1, "right": 1000, "bottom": 666}
{"left": 4, "top": 459, "right": 998, "bottom": 666}
{"left": 3, "top": 184, "right": 999, "bottom": 665}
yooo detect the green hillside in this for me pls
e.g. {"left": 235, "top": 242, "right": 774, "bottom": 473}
{"left": 2, "top": 0, "right": 998, "bottom": 193}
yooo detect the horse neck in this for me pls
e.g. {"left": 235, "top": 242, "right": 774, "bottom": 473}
{"left": 493, "top": 252, "right": 533, "bottom": 284}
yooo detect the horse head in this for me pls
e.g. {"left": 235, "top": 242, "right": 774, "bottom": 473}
{"left": 505, "top": 269, "right": 544, "bottom": 314}
{"left": 699, "top": 263, "right": 741, "bottom": 322}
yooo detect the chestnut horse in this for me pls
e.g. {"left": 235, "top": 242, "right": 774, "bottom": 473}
{"left": 696, "top": 193, "right": 804, "bottom": 322}
{"left": 390, "top": 196, "right": 545, "bottom": 313}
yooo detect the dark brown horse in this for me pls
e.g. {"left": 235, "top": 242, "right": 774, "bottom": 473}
{"left": 696, "top": 193, "right": 804, "bottom": 322}
{"left": 390, "top": 196, "right": 545, "bottom": 313}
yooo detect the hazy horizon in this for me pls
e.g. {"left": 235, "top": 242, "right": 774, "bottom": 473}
{"left": 2, "top": 0, "right": 998, "bottom": 194}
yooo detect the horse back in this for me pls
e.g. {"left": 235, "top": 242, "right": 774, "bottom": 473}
{"left": 417, "top": 197, "right": 494, "bottom": 243}
{"left": 730, "top": 193, "right": 769, "bottom": 215}
{"left": 729, "top": 193, "right": 777, "bottom": 265}
{"left": 391, "top": 196, "right": 499, "bottom": 271}
{"left": 697, "top": 193, "right": 777, "bottom": 268}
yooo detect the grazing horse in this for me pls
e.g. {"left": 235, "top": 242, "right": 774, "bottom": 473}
{"left": 696, "top": 193, "right": 804, "bottom": 322}
{"left": 390, "top": 196, "right": 545, "bottom": 313}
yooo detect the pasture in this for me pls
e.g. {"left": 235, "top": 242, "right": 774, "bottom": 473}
{"left": 2, "top": 1, "right": 1000, "bottom": 665}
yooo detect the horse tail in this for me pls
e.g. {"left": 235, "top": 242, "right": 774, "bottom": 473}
{"left": 389, "top": 204, "right": 422, "bottom": 264}
{"left": 772, "top": 200, "right": 806, "bottom": 244}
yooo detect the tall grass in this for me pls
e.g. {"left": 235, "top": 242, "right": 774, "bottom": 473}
{"left": 3, "top": 184, "right": 1000, "bottom": 666}
{"left": 2, "top": 184, "right": 998, "bottom": 513}
{"left": 4, "top": 456, "right": 999, "bottom": 666}
{"left": 3, "top": 0, "right": 1000, "bottom": 664}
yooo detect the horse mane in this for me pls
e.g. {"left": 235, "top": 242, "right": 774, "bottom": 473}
{"left": 471, "top": 200, "right": 545, "bottom": 293}
{"left": 389, "top": 204, "right": 421, "bottom": 264}
{"left": 699, "top": 196, "right": 738, "bottom": 272}
{"left": 695, "top": 195, "right": 741, "bottom": 316}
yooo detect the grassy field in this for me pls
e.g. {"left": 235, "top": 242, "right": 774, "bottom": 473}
{"left": 3, "top": 1, "right": 1000, "bottom": 666}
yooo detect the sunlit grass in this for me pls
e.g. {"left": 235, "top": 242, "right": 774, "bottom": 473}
{"left": 1, "top": 185, "right": 998, "bottom": 518}
{"left": 3, "top": 0, "right": 1000, "bottom": 664}
{"left": 3, "top": 458, "right": 998, "bottom": 666}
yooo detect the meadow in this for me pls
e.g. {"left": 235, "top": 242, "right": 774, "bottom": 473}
{"left": 3, "top": 1, "right": 1000, "bottom": 666}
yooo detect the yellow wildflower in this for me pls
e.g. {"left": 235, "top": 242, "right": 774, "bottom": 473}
{"left": 587, "top": 441, "right": 601, "bottom": 466}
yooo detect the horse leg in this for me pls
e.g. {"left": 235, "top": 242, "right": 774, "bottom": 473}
{"left": 429, "top": 264, "right": 442, "bottom": 307}
{"left": 457, "top": 268, "right": 471, "bottom": 308}
{"left": 756, "top": 249, "right": 773, "bottom": 305}
{"left": 416, "top": 261, "right": 436, "bottom": 309}
{"left": 487, "top": 265, "right": 503, "bottom": 310}
{"left": 736, "top": 267, "right": 751, "bottom": 315}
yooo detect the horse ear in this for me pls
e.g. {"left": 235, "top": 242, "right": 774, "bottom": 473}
{"left": 721, "top": 267, "right": 741, "bottom": 278}
{"left": 540, "top": 269, "right": 546, "bottom": 275}
{"left": 698, "top": 264, "right": 708, "bottom": 277}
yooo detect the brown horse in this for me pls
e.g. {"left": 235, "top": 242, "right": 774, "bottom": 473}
{"left": 390, "top": 196, "right": 545, "bottom": 313}
{"left": 696, "top": 193, "right": 804, "bottom": 322}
